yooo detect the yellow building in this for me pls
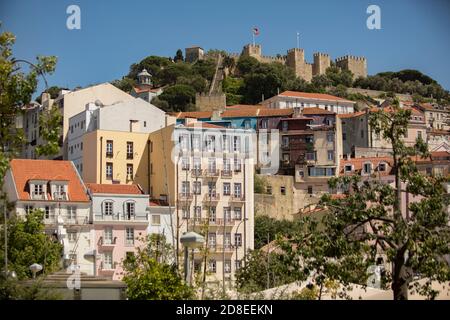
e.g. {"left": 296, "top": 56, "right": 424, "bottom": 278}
{"left": 148, "top": 121, "right": 255, "bottom": 287}
{"left": 82, "top": 130, "right": 151, "bottom": 191}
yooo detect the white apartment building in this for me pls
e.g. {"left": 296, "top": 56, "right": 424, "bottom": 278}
{"left": 3, "top": 159, "right": 93, "bottom": 275}
{"left": 148, "top": 121, "right": 255, "bottom": 287}
{"left": 262, "top": 91, "right": 355, "bottom": 114}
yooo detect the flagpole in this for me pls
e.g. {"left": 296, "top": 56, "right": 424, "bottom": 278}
{"left": 252, "top": 31, "right": 255, "bottom": 46}
{"left": 296, "top": 32, "right": 300, "bottom": 49}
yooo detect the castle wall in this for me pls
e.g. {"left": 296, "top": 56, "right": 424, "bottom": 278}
{"left": 313, "top": 53, "right": 331, "bottom": 76}
{"left": 195, "top": 92, "right": 226, "bottom": 111}
{"left": 335, "top": 55, "right": 367, "bottom": 78}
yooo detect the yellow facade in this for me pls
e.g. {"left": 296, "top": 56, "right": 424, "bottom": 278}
{"left": 82, "top": 130, "right": 150, "bottom": 191}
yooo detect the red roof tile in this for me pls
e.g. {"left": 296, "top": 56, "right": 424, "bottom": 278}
{"left": 278, "top": 91, "right": 354, "bottom": 103}
{"left": 258, "top": 108, "right": 294, "bottom": 117}
{"left": 340, "top": 157, "right": 394, "bottom": 175}
{"left": 86, "top": 183, "right": 144, "bottom": 195}
{"left": 9, "top": 159, "right": 89, "bottom": 202}
{"left": 338, "top": 111, "right": 366, "bottom": 119}
{"left": 172, "top": 111, "right": 213, "bottom": 119}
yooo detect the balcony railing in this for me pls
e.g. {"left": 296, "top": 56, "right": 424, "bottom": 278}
{"left": 32, "top": 193, "right": 46, "bottom": 200}
{"left": 230, "top": 194, "right": 245, "bottom": 202}
{"left": 203, "top": 193, "right": 220, "bottom": 202}
{"left": 221, "top": 170, "right": 232, "bottom": 178}
{"left": 94, "top": 213, "right": 148, "bottom": 222}
{"left": 64, "top": 216, "right": 89, "bottom": 225}
{"left": 53, "top": 192, "right": 67, "bottom": 200}
{"left": 98, "top": 236, "right": 117, "bottom": 246}
{"left": 208, "top": 245, "right": 235, "bottom": 253}
{"left": 191, "top": 168, "right": 202, "bottom": 178}
{"left": 204, "top": 169, "right": 220, "bottom": 177}
{"left": 178, "top": 193, "right": 193, "bottom": 202}
{"left": 188, "top": 217, "right": 234, "bottom": 227}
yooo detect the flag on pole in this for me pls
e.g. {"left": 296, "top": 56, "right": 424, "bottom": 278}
{"left": 253, "top": 27, "right": 260, "bottom": 36}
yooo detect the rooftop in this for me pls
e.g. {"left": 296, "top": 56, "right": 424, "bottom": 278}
{"left": 277, "top": 91, "right": 355, "bottom": 103}
{"left": 86, "top": 183, "right": 144, "bottom": 195}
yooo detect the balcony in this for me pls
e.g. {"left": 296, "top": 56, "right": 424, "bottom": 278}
{"left": 32, "top": 193, "right": 46, "bottom": 200}
{"left": 178, "top": 193, "right": 193, "bottom": 203}
{"left": 191, "top": 168, "right": 203, "bottom": 178}
{"left": 99, "top": 261, "right": 117, "bottom": 272}
{"left": 64, "top": 216, "right": 88, "bottom": 225}
{"left": 203, "top": 193, "right": 220, "bottom": 203}
{"left": 203, "top": 169, "right": 220, "bottom": 178}
{"left": 53, "top": 192, "right": 67, "bottom": 201}
{"left": 208, "top": 245, "right": 235, "bottom": 253}
{"left": 221, "top": 170, "right": 233, "bottom": 178}
{"left": 98, "top": 236, "right": 117, "bottom": 247}
{"left": 230, "top": 194, "right": 245, "bottom": 203}
{"left": 94, "top": 213, "right": 148, "bottom": 222}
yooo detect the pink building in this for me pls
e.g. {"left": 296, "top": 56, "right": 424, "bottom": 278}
{"left": 86, "top": 184, "right": 149, "bottom": 280}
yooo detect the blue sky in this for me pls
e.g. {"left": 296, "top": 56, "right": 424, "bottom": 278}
{"left": 1, "top": 0, "right": 450, "bottom": 95}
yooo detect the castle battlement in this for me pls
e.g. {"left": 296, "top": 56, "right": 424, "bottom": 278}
{"left": 287, "top": 48, "right": 304, "bottom": 54}
{"left": 313, "top": 52, "right": 330, "bottom": 57}
{"left": 335, "top": 55, "right": 366, "bottom": 62}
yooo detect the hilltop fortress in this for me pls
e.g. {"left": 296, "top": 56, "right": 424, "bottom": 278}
{"left": 185, "top": 43, "right": 367, "bottom": 82}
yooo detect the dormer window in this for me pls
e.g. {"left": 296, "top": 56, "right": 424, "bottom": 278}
{"left": 344, "top": 164, "right": 353, "bottom": 173}
{"left": 363, "top": 163, "right": 372, "bottom": 175}
{"left": 52, "top": 183, "right": 68, "bottom": 200}
{"left": 378, "top": 162, "right": 387, "bottom": 172}
{"left": 30, "top": 181, "right": 47, "bottom": 200}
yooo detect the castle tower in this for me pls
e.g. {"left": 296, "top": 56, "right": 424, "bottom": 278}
{"left": 286, "top": 48, "right": 312, "bottom": 82}
{"left": 185, "top": 46, "right": 204, "bottom": 63}
{"left": 312, "top": 52, "right": 331, "bottom": 76}
{"left": 335, "top": 55, "right": 367, "bottom": 79}
{"left": 137, "top": 69, "right": 152, "bottom": 85}
{"left": 241, "top": 44, "right": 262, "bottom": 61}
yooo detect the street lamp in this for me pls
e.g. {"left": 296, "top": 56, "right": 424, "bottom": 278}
{"left": 180, "top": 231, "right": 204, "bottom": 286}
{"left": 29, "top": 263, "right": 43, "bottom": 279}
{"left": 235, "top": 218, "right": 248, "bottom": 270}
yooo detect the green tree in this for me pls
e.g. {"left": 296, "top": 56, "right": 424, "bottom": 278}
{"left": 111, "top": 77, "right": 136, "bottom": 93}
{"left": 157, "top": 84, "right": 196, "bottom": 112}
{"left": 281, "top": 98, "right": 450, "bottom": 300}
{"left": 236, "top": 56, "right": 259, "bottom": 75}
{"left": 174, "top": 49, "right": 184, "bottom": 63}
{"left": 35, "top": 106, "right": 62, "bottom": 157}
{"left": 122, "top": 235, "right": 194, "bottom": 300}
{"left": 0, "top": 209, "right": 63, "bottom": 280}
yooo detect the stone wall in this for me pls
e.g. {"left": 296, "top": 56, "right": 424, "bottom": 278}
{"left": 195, "top": 92, "right": 226, "bottom": 111}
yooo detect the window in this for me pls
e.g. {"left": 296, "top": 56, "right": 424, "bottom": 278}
{"left": 126, "top": 228, "right": 134, "bottom": 245}
{"left": 68, "top": 231, "right": 77, "bottom": 243}
{"left": 208, "top": 181, "right": 216, "bottom": 196}
{"left": 104, "top": 201, "right": 113, "bottom": 216}
{"left": 144, "top": 121, "right": 147, "bottom": 127}
{"left": 34, "top": 184, "right": 44, "bottom": 198}
{"left": 104, "top": 228, "right": 113, "bottom": 244}
{"left": 378, "top": 163, "right": 387, "bottom": 172}
{"left": 234, "top": 233, "right": 242, "bottom": 247}
{"left": 224, "top": 260, "right": 232, "bottom": 273}
{"left": 282, "top": 121, "right": 288, "bottom": 132}
{"left": 282, "top": 136, "right": 289, "bottom": 147}
{"left": 179, "top": 134, "right": 189, "bottom": 150}
{"left": 208, "top": 158, "right": 216, "bottom": 172}
{"left": 222, "top": 135, "right": 230, "bottom": 152}
{"left": 209, "top": 207, "right": 216, "bottom": 223}
{"left": 223, "top": 158, "right": 231, "bottom": 172}
{"left": 417, "top": 131, "right": 422, "bottom": 139}
{"left": 327, "top": 132, "right": 334, "bottom": 143}
{"left": 327, "top": 150, "right": 334, "bottom": 161}
{"left": 233, "top": 136, "right": 241, "bottom": 152}
{"left": 234, "top": 207, "right": 242, "bottom": 220}
{"left": 80, "top": 142, "right": 83, "bottom": 150}
{"left": 307, "top": 186, "right": 313, "bottom": 194}
{"left": 103, "top": 252, "right": 113, "bottom": 269}
{"left": 234, "top": 157, "right": 241, "bottom": 172}
{"left": 126, "top": 142, "right": 134, "bottom": 159}
{"left": 193, "top": 157, "right": 201, "bottom": 170}
{"left": 192, "top": 135, "right": 200, "bottom": 150}
{"left": 126, "top": 164, "right": 133, "bottom": 180}
{"left": 80, "top": 121, "right": 84, "bottom": 129}
{"left": 182, "top": 207, "right": 190, "bottom": 219}
{"left": 306, "top": 152, "right": 315, "bottom": 161}
{"left": 266, "top": 185, "right": 272, "bottom": 194}
{"left": 235, "top": 260, "right": 242, "bottom": 271}
{"left": 25, "top": 205, "right": 34, "bottom": 214}
{"left": 342, "top": 133, "right": 347, "bottom": 141}
{"left": 208, "top": 233, "right": 216, "bottom": 247}
{"left": 125, "top": 202, "right": 135, "bottom": 219}
{"left": 205, "top": 135, "right": 215, "bottom": 152}
{"left": 280, "top": 186, "right": 286, "bottom": 195}
{"left": 244, "top": 119, "right": 251, "bottom": 129}
{"left": 363, "top": 163, "right": 372, "bottom": 175}
{"left": 106, "top": 162, "right": 113, "bottom": 179}
{"left": 261, "top": 119, "right": 268, "bottom": 129}
{"left": 193, "top": 181, "right": 201, "bottom": 195}
{"left": 344, "top": 164, "right": 353, "bottom": 173}
{"left": 151, "top": 214, "right": 161, "bottom": 225}
{"left": 182, "top": 181, "right": 190, "bottom": 195}
{"left": 181, "top": 157, "right": 190, "bottom": 170}
{"left": 67, "top": 206, "right": 76, "bottom": 220}
{"left": 208, "top": 259, "right": 216, "bottom": 273}
{"left": 360, "top": 130, "right": 364, "bottom": 139}
{"left": 106, "top": 140, "right": 113, "bottom": 157}
{"left": 224, "top": 207, "right": 232, "bottom": 223}
{"left": 194, "top": 206, "right": 202, "bottom": 221}
{"left": 44, "top": 206, "right": 51, "bottom": 219}
{"left": 223, "top": 182, "right": 231, "bottom": 195}
{"left": 234, "top": 183, "right": 242, "bottom": 197}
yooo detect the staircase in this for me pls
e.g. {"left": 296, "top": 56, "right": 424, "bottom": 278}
{"left": 208, "top": 54, "right": 224, "bottom": 95}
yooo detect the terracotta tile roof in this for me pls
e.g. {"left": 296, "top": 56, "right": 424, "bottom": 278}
{"left": 9, "top": 159, "right": 89, "bottom": 202}
{"left": 429, "top": 129, "right": 450, "bottom": 135}
{"left": 302, "top": 107, "right": 336, "bottom": 115}
{"left": 149, "top": 199, "right": 169, "bottom": 207}
{"left": 226, "top": 104, "right": 261, "bottom": 109}
{"left": 431, "top": 151, "right": 450, "bottom": 159}
{"left": 184, "top": 122, "right": 226, "bottom": 129}
{"left": 338, "top": 111, "right": 366, "bottom": 119}
{"left": 221, "top": 107, "right": 261, "bottom": 118}
{"left": 132, "top": 85, "right": 162, "bottom": 94}
{"left": 172, "top": 111, "right": 213, "bottom": 119}
{"left": 371, "top": 106, "right": 424, "bottom": 117}
{"left": 86, "top": 183, "right": 144, "bottom": 195}
{"left": 278, "top": 91, "right": 355, "bottom": 103}
{"left": 340, "top": 157, "right": 394, "bottom": 175}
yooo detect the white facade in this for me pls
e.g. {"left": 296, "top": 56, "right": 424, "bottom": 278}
{"left": 262, "top": 93, "right": 355, "bottom": 114}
